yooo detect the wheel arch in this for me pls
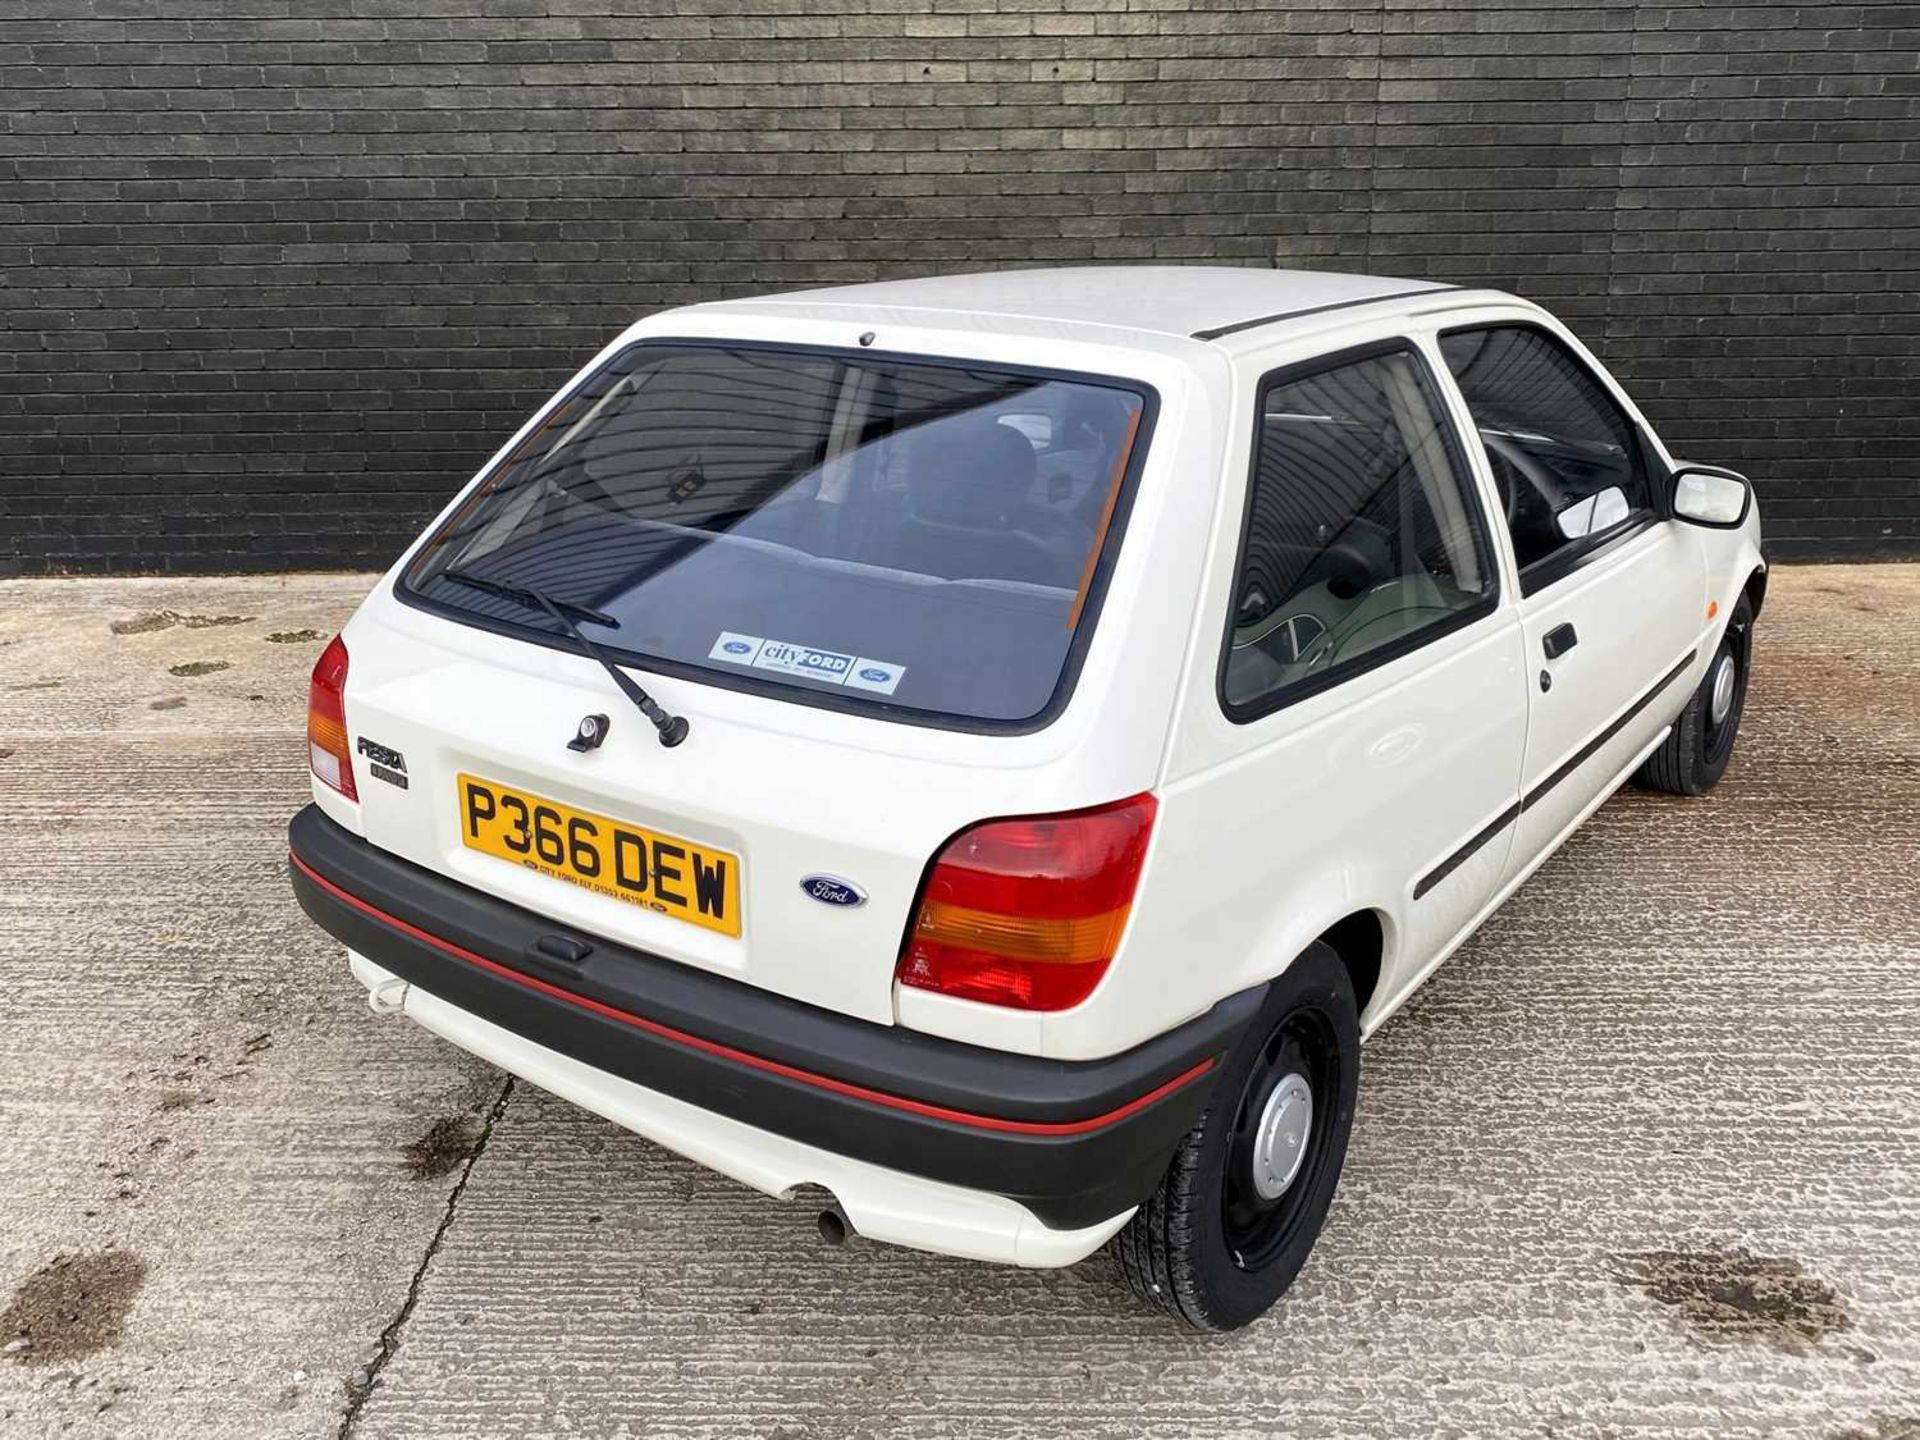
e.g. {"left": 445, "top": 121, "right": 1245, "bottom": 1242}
{"left": 1314, "top": 910, "right": 1386, "bottom": 1025}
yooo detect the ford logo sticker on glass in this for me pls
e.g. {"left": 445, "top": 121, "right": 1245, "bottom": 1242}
{"left": 800, "top": 874, "right": 868, "bottom": 908}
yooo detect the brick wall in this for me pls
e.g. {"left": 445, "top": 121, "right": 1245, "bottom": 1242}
{"left": 2, "top": 0, "right": 1914, "bottom": 574}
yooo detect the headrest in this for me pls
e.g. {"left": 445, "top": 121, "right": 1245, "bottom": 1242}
{"left": 907, "top": 416, "right": 1038, "bottom": 527}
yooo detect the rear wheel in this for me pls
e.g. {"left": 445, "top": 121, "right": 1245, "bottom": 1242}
{"left": 1635, "top": 593, "right": 1753, "bottom": 796}
{"left": 1111, "top": 942, "right": 1359, "bottom": 1331}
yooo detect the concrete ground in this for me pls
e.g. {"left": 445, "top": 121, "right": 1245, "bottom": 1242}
{"left": 0, "top": 564, "right": 1914, "bottom": 1440}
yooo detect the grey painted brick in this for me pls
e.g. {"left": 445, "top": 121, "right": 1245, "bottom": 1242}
{"left": 0, "top": 0, "right": 1914, "bottom": 574}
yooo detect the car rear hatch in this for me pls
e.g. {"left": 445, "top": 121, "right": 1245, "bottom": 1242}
{"left": 322, "top": 334, "right": 1173, "bottom": 1030}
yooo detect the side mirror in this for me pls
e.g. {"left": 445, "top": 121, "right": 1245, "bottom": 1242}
{"left": 1554, "top": 485, "right": 1631, "bottom": 541}
{"left": 1671, "top": 465, "right": 1752, "bottom": 528}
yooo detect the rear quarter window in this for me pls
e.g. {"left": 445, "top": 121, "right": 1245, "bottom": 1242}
{"left": 1221, "top": 342, "right": 1498, "bottom": 718}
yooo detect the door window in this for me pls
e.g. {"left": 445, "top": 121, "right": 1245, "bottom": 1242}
{"left": 1222, "top": 344, "right": 1498, "bottom": 717}
{"left": 1439, "top": 325, "right": 1652, "bottom": 576}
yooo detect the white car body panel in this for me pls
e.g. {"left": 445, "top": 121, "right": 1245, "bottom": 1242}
{"left": 304, "top": 267, "right": 1765, "bottom": 1263}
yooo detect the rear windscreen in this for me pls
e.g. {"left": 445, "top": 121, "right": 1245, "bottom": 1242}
{"left": 401, "top": 342, "right": 1152, "bottom": 727}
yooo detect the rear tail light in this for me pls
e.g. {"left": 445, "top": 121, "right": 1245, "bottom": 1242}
{"left": 307, "top": 634, "right": 357, "bottom": 801}
{"left": 895, "top": 793, "right": 1157, "bottom": 1012}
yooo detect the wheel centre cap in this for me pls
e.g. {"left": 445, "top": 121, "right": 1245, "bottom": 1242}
{"left": 1251, "top": 1072, "right": 1314, "bottom": 1201}
{"left": 1710, "top": 652, "right": 1737, "bottom": 726}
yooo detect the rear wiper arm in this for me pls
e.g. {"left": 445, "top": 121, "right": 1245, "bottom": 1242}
{"left": 440, "top": 567, "right": 689, "bottom": 748}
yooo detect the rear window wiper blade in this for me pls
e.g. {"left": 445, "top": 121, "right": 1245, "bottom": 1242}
{"left": 439, "top": 567, "right": 618, "bottom": 628}
{"left": 439, "top": 566, "right": 689, "bottom": 748}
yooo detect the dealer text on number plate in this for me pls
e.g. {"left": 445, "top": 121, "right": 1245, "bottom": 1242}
{"left": 458, "top": 774, "right": 741, "bottom": 937}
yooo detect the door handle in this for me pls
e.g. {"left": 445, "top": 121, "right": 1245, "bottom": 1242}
{"left": 1543, "top": 623, "right": 1579, "bottom": 660}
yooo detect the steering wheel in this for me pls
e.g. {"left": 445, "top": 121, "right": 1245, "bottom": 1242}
{"left": 1480, "top": 433, "right": 1567, "bottom": 528}
{"left": 1294, "top": 625, "right": 1338, "bottom": 673}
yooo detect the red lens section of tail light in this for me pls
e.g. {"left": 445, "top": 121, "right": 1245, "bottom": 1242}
{"left": 896, "top": 793, "right": 1157, "bottom": 1011}
{"left": 307, "top": 634, "right": 357, "bottom": 801}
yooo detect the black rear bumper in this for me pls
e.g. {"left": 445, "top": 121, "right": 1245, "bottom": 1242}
{"left": 288, "top": 805, "right": 1260, "bottom": 1229}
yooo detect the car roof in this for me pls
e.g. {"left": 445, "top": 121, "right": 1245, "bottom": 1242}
{"left": 684, "top": 266, "right": 1463, "bottom": 346}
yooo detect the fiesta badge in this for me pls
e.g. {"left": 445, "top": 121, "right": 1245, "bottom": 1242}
{"left": 800, "top": 874, "right": 868, "bottom": 908}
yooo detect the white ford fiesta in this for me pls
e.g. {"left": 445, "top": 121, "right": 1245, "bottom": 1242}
{"left": 289, "top": 267, "right": 1764, "bottom": 1329}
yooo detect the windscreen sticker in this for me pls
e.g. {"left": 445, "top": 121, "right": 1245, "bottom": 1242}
{"left": 843, "top": 659, "right": 905, "bottom": 695}
{"left": 708, "top": 631, "right": 765, "bottom": 665}
{"left": 708, "top": 632, "right": 905, "bottom": 695}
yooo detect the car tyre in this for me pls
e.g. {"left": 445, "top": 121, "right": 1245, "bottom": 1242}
{"left": 1111, "top": 941, "right": 1359, "bottom": 1331}
{"left": 1635, "top": 593, "right": 1753, "bottom": 796}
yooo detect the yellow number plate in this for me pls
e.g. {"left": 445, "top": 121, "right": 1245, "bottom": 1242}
{"left": 457, "top": 774, "right": 741, "bottom": 938}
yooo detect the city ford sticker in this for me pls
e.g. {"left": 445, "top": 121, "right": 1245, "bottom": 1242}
{"left": 707, "top": 632, "right": 904, "bottom": 695}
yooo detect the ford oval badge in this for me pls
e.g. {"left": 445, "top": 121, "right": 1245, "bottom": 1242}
{"left": 801, "top": 874, "right": 867, "bottom": 908}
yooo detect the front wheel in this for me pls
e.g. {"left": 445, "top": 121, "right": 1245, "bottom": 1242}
{"left": 1635, "top": 592, "right": 1753, "bottom": 796}
{"left": 1111, "top": 942, "right": 1359, "bottom": 1331}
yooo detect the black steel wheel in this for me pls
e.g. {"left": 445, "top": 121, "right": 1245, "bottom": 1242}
{"left": 1111, "top": 941, "right": 1359, "bottom": 1331}
{"left": 1636, "top": 592, "right": 1753, "bottom": 796}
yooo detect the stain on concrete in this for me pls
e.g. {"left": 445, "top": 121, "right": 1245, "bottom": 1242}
{"left": 401, "top": 1116, "right": 483, "bottom": 1181}
{"left": 156, "top": 1089, "right": 196, "bottom": 1112}
{"left": 265, "top": 629, "right": 323, "bottom": 643}
{"left": 147, "top": 697, "right": 187, "bottom": 711}
{"left": 167, "top": 661, "right": 230, "bottom": 678}
{"left": 109, "top": 611, "right": 253, "bottom": 635}
{"left": 5, "top": 678, "right": 62, "bottom": 691}
{"left": 108, "top": 613, "right": 178, "bottom": 636}
{"left": 0, "top": 747, "right": 12, "bottom": 760}
{"left": 1, "top": 1250, "right": 147, "bottom": 1366}
{"left": 1614, "top": 1246, "right": 1850, "bottom": 1348}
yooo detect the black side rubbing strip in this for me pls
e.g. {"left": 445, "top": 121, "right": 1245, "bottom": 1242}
{"left": 1413, "top": 650, "right": 1697, "bottom": 900}
{"left": 1411, "top": 801, "right": 1521, "bottom": 901}
{"left": 1191, "top": 285, "right": 1459, "bottom": 343}
{"left": 1521, "top": 650, "right": 1696, "bottom": 810}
